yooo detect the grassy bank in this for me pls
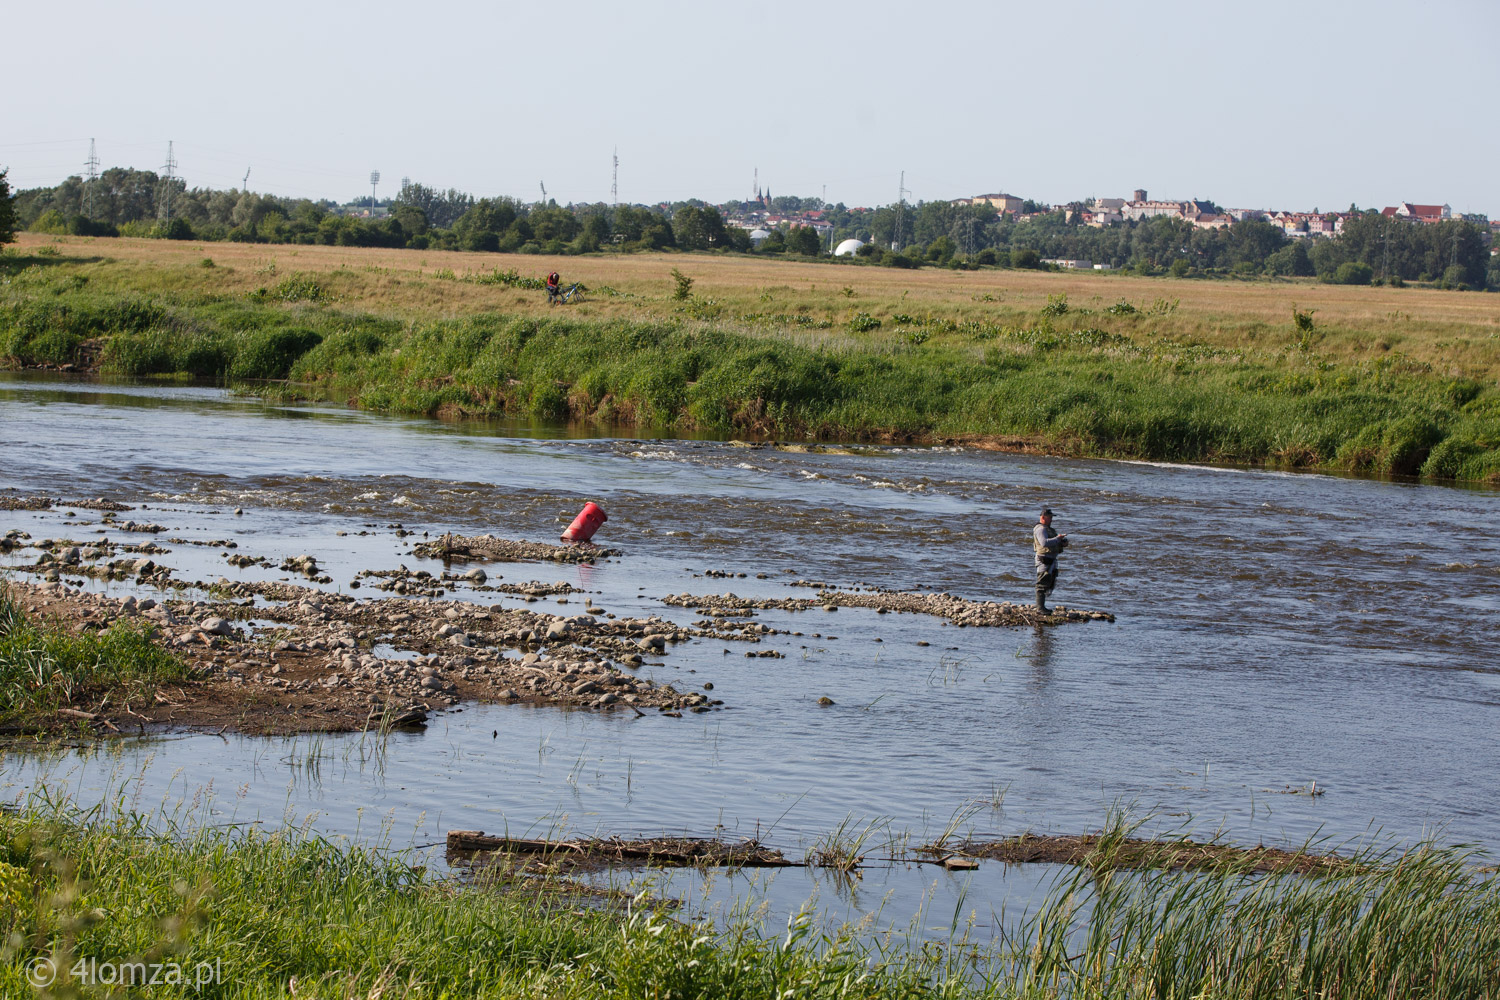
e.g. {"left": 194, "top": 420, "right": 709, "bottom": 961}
{"left": 2, "top": 800, "right": 1497, "bottom": 998}
{"left": 0, "top": 585, "right": 189, "bottom": 728}
{"left": 4, "top": 235, "right": 1500, "bottom": 483}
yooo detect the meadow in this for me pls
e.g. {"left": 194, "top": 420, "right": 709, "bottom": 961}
{"left": 4, "top": 233, "right": 1499, "bottom": 482}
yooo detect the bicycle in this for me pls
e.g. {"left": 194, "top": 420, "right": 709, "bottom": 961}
{"left": 547, "top": 283, "right": 586, "bottom": 306}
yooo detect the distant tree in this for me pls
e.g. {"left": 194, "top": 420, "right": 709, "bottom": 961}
{"left": 672, "top": 206, "right": 707, "bottom": 249}
{"left": 1226, "top": 219, "right": 1286, "bottom": 267}
{"left": 1011, "top": 247, "right": 1040, "bottom": 269}
{"left": 1266, "top": 241, "right": 1314, "bottom": 276}
{"left": 759, "top": 229, "right": 786, "bottom": 254}
{"left": 0, "top": 170, "right": 15, "bottom": 244}
{"left": 161, "top": 217, "right": 194, "bottom": 240}
{"left": 925, "top": 234, "right": 956, "bottom": 262}
{"left": 789, "top": 225, "right": 821, "bottom": 256}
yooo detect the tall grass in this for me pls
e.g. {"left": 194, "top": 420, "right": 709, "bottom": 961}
{"left": 0, "top": 797, "right": 956, "bottom": 999}
{"left": 2, "top": 796, "right": 1497, "bottom": 998}
{"left": 0, "top": 585, "right": 189, "bottom": 725}
{"left": 1014, "top": 841, "right": 1500, "bottom": 998}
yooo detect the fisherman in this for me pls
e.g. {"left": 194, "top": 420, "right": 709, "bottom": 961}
{"left": 1033, "top": 508, "right": 1068, "bottom": 613}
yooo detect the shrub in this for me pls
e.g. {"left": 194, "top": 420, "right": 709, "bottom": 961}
{"left": 847, "top": 312, "right": 882, "bottom": 332}
{"left": 670, "top": 268, "right": 694, "bottom": 301}
{"left": 28, "top": 209, "right": 68, "bottom": 235}
{"left": 1012, "top": 248, "right": 1041, "bottom": 269}
{"left": 1440, "top": 265, "right": 1469, "bottom": 291}
{"left": 229, "top": 328, "right": 323, "bottom": 380}
{"left": 1332, "top": 261, "right": 1374, "bottom": 286}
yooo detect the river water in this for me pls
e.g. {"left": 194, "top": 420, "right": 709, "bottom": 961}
{"left": 2, "top": 372, "right": 1497, "bottom": 939}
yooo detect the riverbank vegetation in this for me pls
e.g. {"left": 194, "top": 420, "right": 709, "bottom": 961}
{"left": 3, "top": 235, "right": 1499, "bottom": 483}
{"left": 0, "top": 584, "right": 189, "bottom": 729}
{"left": 2, "top": 798, "right": 1497, "bottom": 997}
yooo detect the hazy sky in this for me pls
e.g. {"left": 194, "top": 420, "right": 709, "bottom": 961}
{"left": 5, "top": 0, "right": 1496, "bottom": 216}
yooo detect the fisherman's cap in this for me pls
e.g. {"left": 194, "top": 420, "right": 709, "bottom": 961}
{"left": 1040, "top": 508, "right": 1055, "bottom": 518}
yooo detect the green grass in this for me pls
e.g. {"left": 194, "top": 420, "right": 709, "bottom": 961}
{"left": 2, "top": 799, "right": 1497, "bottom": 998}
{"left": 4, "top": 250, "right": 1500, "bottom": 483}
{"left": 0, "top": 585, "right": 189, "bottom": 726}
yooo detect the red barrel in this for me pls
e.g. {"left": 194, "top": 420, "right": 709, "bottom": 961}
{"left": 560, "top": 502, "right": 607, "bottom": 543}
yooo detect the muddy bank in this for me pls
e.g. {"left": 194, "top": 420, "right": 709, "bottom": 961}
{"left": 4, "top": 578, "right": 726, "bottom": 737}
{"left": 663, "top": 587, "right": 1114, "bottom": 627}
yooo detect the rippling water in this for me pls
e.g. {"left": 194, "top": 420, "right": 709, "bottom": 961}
{"left": 2, "top": 372, "right": 1497, "bottom": 937}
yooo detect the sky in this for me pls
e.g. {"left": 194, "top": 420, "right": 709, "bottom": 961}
{"left": 4, "top": 0, "right": 1497, "bottom": 217}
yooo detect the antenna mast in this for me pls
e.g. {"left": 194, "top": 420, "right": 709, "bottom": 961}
{"left": 159, "top": 141, "right": 177, "bottom": 226}
{"left": 242, "top": 167, "right": 251, "bottom": 192}
{"left": 611, "top": 148, "right": 619, "bottom": 208}
{"left": 369, "top": 170, "right": 380, "bottom": 217}
{"left": 84, "top": 139, "right": 99, "bottom": 220}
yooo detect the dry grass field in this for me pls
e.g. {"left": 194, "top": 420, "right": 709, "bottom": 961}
{"left": 15, "top": 232, "right": 1500, "bottom": 380}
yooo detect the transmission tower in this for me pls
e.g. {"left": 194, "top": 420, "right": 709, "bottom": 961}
{"left": 611, "top": 148, "right": 619, "bottom": 208}
{"left": 539, "top": 181, "right": 547, "bottom": 206}
{"left": 369, "top": 170, "right": 380, "bottom": 216}
{"left": 893, "top": 170, "right": 909, "bottom": 251}
{"left": 160, "top": 141, "right": 177, "bottom": 225}
{"left": 84, "top": 139, "right": 99, "bottom": 220}
{"left": 242, "top": 167, "right": 251, "bottom": 192}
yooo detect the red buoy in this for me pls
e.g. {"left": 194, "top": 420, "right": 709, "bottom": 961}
{"left": 561, "top": 502, "right": 607, "bottom": 543}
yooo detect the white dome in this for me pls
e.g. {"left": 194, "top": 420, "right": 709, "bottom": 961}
{"left": 834, "top": 238, "right": 865, "bottom": 257}
{"left": 749, "top": 229, "right": 772, "bottom": 244}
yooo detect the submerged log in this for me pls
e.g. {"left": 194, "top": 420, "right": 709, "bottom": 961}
{"left": 446, "top": 830, "right": 794, "bottom": 868}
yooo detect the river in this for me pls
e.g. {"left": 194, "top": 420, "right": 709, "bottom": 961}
{"left": 2, "top": 372, "right": 1497, "bottom": 938}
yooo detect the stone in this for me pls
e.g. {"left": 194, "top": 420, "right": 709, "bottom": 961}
{"left": 464, "top": 568, "right": 487, "bottom": 584}
{"left": 545, "top": 621, "right": 571, "bottom": 640}
{"left": 201, "top": 617, "right": 235, "bottom": 636}
{"left": 817, "top": 696, "right": 835, "bottom": 706}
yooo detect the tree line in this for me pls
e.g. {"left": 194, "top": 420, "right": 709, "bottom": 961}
{"left": 5, "top": 167, "right": 1494, "bottom": 289}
